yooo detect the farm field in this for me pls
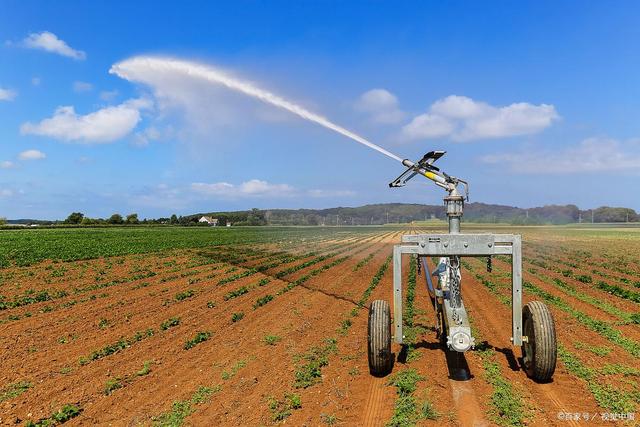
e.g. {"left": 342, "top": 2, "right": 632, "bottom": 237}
{"left": 0, "top": 225, "right": 639, "bottom": 426}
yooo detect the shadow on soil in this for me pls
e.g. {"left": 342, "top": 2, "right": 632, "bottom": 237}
{"left": 476, "top": 340, "right": 523, "bottom": 373}
{"left": 444, "top": 349, "right": 474, "bottom": 381}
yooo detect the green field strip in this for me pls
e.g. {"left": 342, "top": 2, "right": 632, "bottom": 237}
{"left": 386, "top": 255, "right": 439, "bottom": 426}
{"left": 465, "top": 257, "right": 640, "bottom": 357}
{"left": 490, "top": 257, "right": 639, "bottom": 324}
{"left": 0, "top": 226, "right": 383, "bottom": 268}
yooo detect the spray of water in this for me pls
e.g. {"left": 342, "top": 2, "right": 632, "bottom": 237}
{"left": 110, "top": 56, "right": 402, "bottom": 163}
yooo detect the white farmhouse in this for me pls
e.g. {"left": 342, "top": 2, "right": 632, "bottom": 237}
{"left": 198, "top": 216, "right": 219, "bottom": 226}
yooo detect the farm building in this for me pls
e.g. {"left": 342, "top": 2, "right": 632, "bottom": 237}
{"left": 198, "top": 216, "right": 219, "bottom": 226}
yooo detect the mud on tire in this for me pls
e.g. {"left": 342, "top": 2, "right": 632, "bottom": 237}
{"left": 522, "top": 301, "right": 557, "bottom": 382}
{"left": 368, "top": 299, "right": 392, "bottom": 376}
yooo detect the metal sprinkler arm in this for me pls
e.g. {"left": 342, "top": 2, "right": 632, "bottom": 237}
{"left": 389, "top": 151, "right": 469, "bottom": 201}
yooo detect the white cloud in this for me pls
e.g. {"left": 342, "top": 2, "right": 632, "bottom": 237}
{"left": 401, "top": 113, "right": 455, "bottom": 139}
{"left": 20, "top": 98, "right": 151, "bottom": 143}
{"left": 1, "top": 160, "right": 15, "bottom": 169}
{"left": 31, "top": 77, "right": 41, "bottom": 86}
{"left": 191, "top": 179, "right": 295, "bottom": 198}
{"left": 19, "top": 149, "right": 46, "bottom": 160}
{"left": 73, "top": 81, "right": 93, "bottom": 92}
{"left": 0, "top": 88, "right": 17, "bottom": 101}
{"left": 401, "top": 95, "right": 559, "bottom": 142}
{"left": 0, "top": 189, "right": 13, "bottom": 197}
{"left": 100, "top": 90, "right": 119, "bottom": 102}
{"left": 355, "top": 89, "right": 405, "bottom": 124}
{"left": 133, "top": 126, "right": 161, "bottom": 146}
{"left": 22, "top": 31, "right": 86, "bottom": 60}
{"left": 480, "top": 137, "right": 640, "bottom": 173}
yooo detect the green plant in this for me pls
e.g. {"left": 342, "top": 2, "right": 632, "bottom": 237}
{"left": 161, "top": 317, "right": 181, "bottom": 330}
{"left": 421, "top": 400, "right": 439, "bottom": 420}
{"left": 268, "top": 393, "right": 302, "bottom": 422}
{"left": 294, "top": 338, "right": 337, "bottom": 388}
{"left": 174, "top": 289, "right": 195, "bottom": 301}
{"left": 263, "top": 334, "right": 282, "bottom": 345}
{"left": 222, "top": 360, "right": 248, "bottom": 380}
{"left": 104, "top": 377, "right": 123, "bottom": 395}
{"left": 184, "top": 331, "right": 211, "bottom": 350}
{"left": 224, "top": 286, "right": 249, "bottom": 300}
{"left": 321, "top": 413, "right": 338, "bottom": 425}
{"left": 253, "top": 294, "right": 273, "bottom": 309}
{"left": 136, "top": 360, "right": 153, "bottom": 376}
{"left": 152, "top": 386, "right": 214, "bottom": 426}
{"left": 0, "top": 380, "right": 32, "bottom": 402}
{"left": 231, "top": 312, "right": 244, "bottom": 322}
{"left": 26, "top": 404, "right": 82, "bottom": 427}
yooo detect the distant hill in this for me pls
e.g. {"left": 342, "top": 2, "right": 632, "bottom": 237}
{"left": 187, "top": 203, "right": 639, "bottom": 226}
{"left": 4, "top": 203, "right": 637, "bottom": 226}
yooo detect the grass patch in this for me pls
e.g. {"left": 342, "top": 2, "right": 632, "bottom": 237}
{"left": 386, "top": 368, "right": 438, "bottom": 426}
{"left": 482, "top": 354, "right": 525, "bottom": 426}
{"left": 268, "top": 393, "right": 301, "bottom": 422}
{"left": 0, "top": 380, "right": 32, "bottom": 402}
{"left": 80, "top": 328, "right": 154, "bottom": 365}
{"left": 231, "top": 312, "right": 244, "bottom": 322}
{"left": 523, "top": 281, "right": 640, "bottom": 357}
{"left": 152, "top": 386, "right": 215, "bottom": 426}
{"left": 596, "top": 281, "right": 640, "bottom": 303}
{"left": 26, "top": 404, "right": 81, "bottom": 427}
{"left": 294, "top": 338, "right": 337, "bottom": 388}
{"left": 558, "top": 345, "right": 636, "bottom": 413}
{"left": 573, "top": 341, "right": 612, "bottom": 356}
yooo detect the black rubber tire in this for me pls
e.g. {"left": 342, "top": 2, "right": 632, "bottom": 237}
{"left": 522, "top": 301, "right": 557, "bottom": 382}
{"left": 368, "top": 300, "right": 392, "bottom": 376}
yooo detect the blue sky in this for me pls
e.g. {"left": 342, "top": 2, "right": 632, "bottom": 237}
{"left": 1, "top": 1, "right": 640, "bottom": 219}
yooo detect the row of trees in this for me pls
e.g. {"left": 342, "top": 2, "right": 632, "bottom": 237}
{"left": 65, "top": 212, "right": 140, "bottom": 225}
{"left": 6, "top": 204, "right": 636, "bottom": 228}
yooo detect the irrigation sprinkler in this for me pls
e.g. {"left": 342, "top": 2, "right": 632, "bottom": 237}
{"left": 367, "top": 151, "right": 557, "bottom": 382}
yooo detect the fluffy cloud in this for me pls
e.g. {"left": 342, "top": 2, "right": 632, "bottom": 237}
{"left": 0, "top": 88, "right": 16, "bottom": 101}
{"left": 1, "top": 160, "right": 15, "bottom": 169}
{"left": 22, "top": 31, "right": 86, "bottom": 60}
{"left": 19, "top": 149, "right": 46, "bottom": 160}
{"left": 191, "top": 179, "right": 295, "bottom": 198}
{"left": 20, "top": 98, "right": 151, "bottom": 143}
{"left": 355, "top": 89, "right": 405, "bottom": 124}
{"left": 73, "top": 81, "right": 93, "bottom": 92}
{"left": 0, "top": 189, "right": 13, "bottom": 197}
{"left": 481, "top": 137, "right": 640, "bottom": 173}
{"left": 401, "top": 95, "right": 559, "bottom": 142}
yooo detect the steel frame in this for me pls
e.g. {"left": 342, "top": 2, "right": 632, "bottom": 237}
{"left": 392, "top": 233, "right": 523, "bottom": 348}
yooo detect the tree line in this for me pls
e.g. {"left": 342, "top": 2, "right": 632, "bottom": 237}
{"left": 3, "top": 203, "right": 639, "bottom": 227}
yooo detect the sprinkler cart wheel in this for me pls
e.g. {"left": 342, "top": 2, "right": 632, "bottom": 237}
{"left": 368, "top": 299, "right": 392, "bottom": 376}
{"left": 522, "top": 301, "right": 557, "bottom": 382}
